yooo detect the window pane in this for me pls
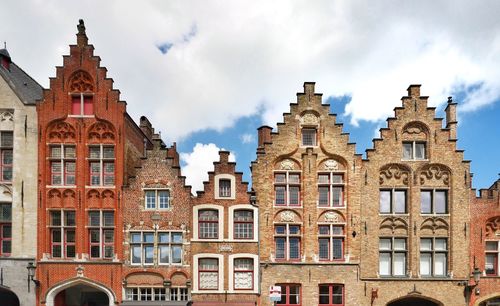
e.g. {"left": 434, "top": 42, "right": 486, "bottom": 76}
{"left": 434, "top": 253, "right": 446, "bottom": 276}
{"left": 435, "top": 191, "right": 447, "bottom": 213}
{"left": 288, "top": 174, "right": 300, "bottom": 184}
{"left": 89, "top": 147, "right": 100, "bottom": 158}
{"left": 65, "top": 211, "right": 76, "bottom": 226}
{"left": 158, "top": 190, "right": 169, "bottom": 209}
{"left": 103, "top": 147, "right": 114, "bottom": 158}
{"left": 319, "top": 238, "right": 329, "bottom": 260}
{"left": 172, "top": 245, "right": 182, "bottom": 263}
{"left": 415, "top": 143, "right": 426, "bottom": 159}
{"left": 275, "top": 186, "right": 286, "bottom": 205}
{"left": 486, "top": 241, "right": 498, "bottom": 251}
{"left": 380, "top": 190, "right": 391, "bottom": 213}
{"left": 0, "top": 204, "right": 11, "bottom": 221}
{"left": 90, "top": 229, "right": 100, "bottom": 243}
{"left": 420, "top": 253, "right": 432, "bottom": 275}
{"left": 219, "top": 179, "right": 231, "bottom": 197}
{"left": 104, "top": 230, "right": 114, "bottom": 243}
{"left": 435, "top": 239, "right": 447, "bottom": 251}
{"left": 275, "top": 226, "right": 286, "bottom": 235}
{"left": 486, "top": 254, "right": 497, "bottom": 275}
{"left": 332, "top": 187, "right": 342, "bottom": 206}
{"left": 318, "top": 187, "right": 329, "bottom": 206}
{"left": 403, "top": 143, "right": 413, "bottom": 159}
{"left": 393, "top": 253, "right": 406, "bottom": 276}
{"left": 332, "top": 226, "right": 343, "bottom": 235}
{"left": 144, "top": 246, "right": 154, "bottom": 263}
{"left": 318, "top": 174, "right": 329, "bottom": 184}
{"left": 65, "top": 146, "right": 76, "bottom": 158}
{"left": 420, "top": 239, "right": 432, "bottom": 251}
{"left": 421, "top": 191, "right": 432, "bottom": 213}
{"left": 275, "top": 237, "right": 285, "bottom": 259}
{"left": 51, "top": 211, "right": 61, "bottom": 226}
{"left": 143, "top": 232, "right": 154, "bottom": 243}
{"left": 379, "top": 253, "right": 391, "bottom": 275}
{"left": 289, "top": 186, "right": 300, "bottom": 205}
{"left": 394, "top": 239, "right": 406, "bottom": 251}
{"left": 172, "top": 233, "right": 183, "bottom": 243}
{"left": 379, "top": 238, "right": 391, "bottom": 250}
{"left": 145, "top": 191, "right": 155, "bottom": 209}
{"left": 394, "top": 190, "right": 406, "bottom": 213}
{"left": 275, "top": 174, "right": 286, "bottom": 183}
{"left": 159, "top": 245, "right": 170, "bottom": 263}
{"left": 289, "top": 237, "right": 300, "bottom": 259}
{"left": 332, "top": 238, "right": 343, "bottom": 259}
{"left": 332, "top": 174, "right": 343, "bottom": 184}
{"left": 103, "top": 212, "right": 114, "bottom": 226}
{"left": 131, "top": 245, "right": 141, "bottom": 263}
{"left": 130, "top": 232, "right": 141, "bottom": 243}
{"left": 289, "top": 226, "right": 300, "bottom": 235}
{"left": 318, "top": 225, "right": 329, "bottom": 235}
{"left": 302, "top": 128, "right": 316, "bottom": 146}
{"left": 50, "top": 146, "right": 62, "bottom": 158}
{"left": 1, "top": 132, "right": 13, "bottom": 147}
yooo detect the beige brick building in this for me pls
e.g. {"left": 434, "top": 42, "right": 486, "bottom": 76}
{"left": 0, "top": 47, "right": 43, "bottom": 305}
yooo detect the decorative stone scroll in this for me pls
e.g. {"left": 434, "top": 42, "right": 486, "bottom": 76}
{"left": 47, "top": 121, "right": 76, "bottom": 142}
{"left": 300, "top": 113, "right": 319, "bottom": 126}
{"left": 485, "top": 216, "right": 500, "bottom": 238}
{"left": 280, "top": 159, "right": 295, "bottom": 170}
{"left": 379, "top": 164, "right": 410, "bottom": 186}
{"left": 88, "top": 120, "right": 115, "bottom": 142}
{"left": 280, "top": 211, "right": 295, "bottom": 222}
{"left": 68, "top": 70, "right": 94, "bottom": 92}
{"left": 419, "top": 164, "right": 450, "bottom": 186}
{"left": 324, "top": 159, "right": 339, "bottom": 171}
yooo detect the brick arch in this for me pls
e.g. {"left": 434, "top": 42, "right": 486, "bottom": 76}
{"left": 402, "top": 121, "right": 430, "bottom": 140}
{"left": 46, "top": 120, "right": 76, "bottom": 143}
{"left": 87, "top": 119, "right": 116, "bottom": 143}
{"left": 169, "top": 271, "right": 190, "bottom": 286}
{"left": 420, "top": 217, "right": 449, "bottom": 236}
{"left": 387, "top": 295, "right": 443, "bottom": 306}
{"left": 68, "top": 70, "right": 94, "bottom": 92}
{"left": 124, "top": 271, "right": 164, "bottom": 286}
{"left": 474, "top": 293, "right": 500, "bottom": 306}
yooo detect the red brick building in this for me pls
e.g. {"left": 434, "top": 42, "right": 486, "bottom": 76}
{"left": 191, "top": 151, "right": 259, "bottom": 306}
{"left": 470, "top": 179, "right": 500, "bottom": 306}
{"left": 122, "top": 117, "right": 193, "bottom": 305}
{"left": 36, "top": 20, "right": 145, "bottom": 306}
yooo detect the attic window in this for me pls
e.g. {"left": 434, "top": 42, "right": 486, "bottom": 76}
{"left": 71, "top": 93, "right": 93, "bottom": 116}
{"left": 0, "top": 57, "right": 9, "bottom": 70}
{"left": 302, "top": 128, "right": 317, "bottom": 146}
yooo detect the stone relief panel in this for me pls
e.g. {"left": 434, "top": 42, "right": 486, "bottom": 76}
{"left": 68, "top": 70, "right": 94, "bottom": 92}
{"left": 0, "top": 110, "right": 14, "bottom": 130}
{"left": 318, "top": 210, "right": 346, "bottom": 223}
{"left": 87, "top": 120, "right": 115, "bottom": 143}
{"left": 299, "top": 113, "right": 319, "bottom": 126}
{"left": 86, "top": 189, "right": 101, "bottom": 208}
{"left": 62, "top": 189, "right": 76, "bottom": 207}
{"left": 102, "top": 189, "right": 115, "bottom": 208}
{"left": 379, "top": 164, "right": 410, "bottom": 186}
{"left": 276, "top": 158, "right": 300, "bottom": 171}
{"left": 318, "top": 158, "right": 346, "bottom": 172}
{"left": 379, "top": 217, "right": 408, "bottom": 236}
{"left": 485, "top": 216, "right": 500, "bottom": 238}
{"left": 402, "top": 121, "right": 429, "bottom": 141}
{"left": 419, "top": 164, "right": 450, "bottom": 186}
{"left": 47, "top": 189, "right": 62, "bottom": 207}
{"left": 420, "top": 217, "right": 449, "bottom": 236}
{"left": 47, "top": 121, "right": 76, "bottom": 143}
{"left": 274, "top": 210, "right": 302, "bottom": 223}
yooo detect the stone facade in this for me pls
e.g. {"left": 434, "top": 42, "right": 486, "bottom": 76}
{"left": 191, "top": 151, "right": 259, "bottom": 306}
{"left": 35, "top": 20, "right": 145, "bottom": 306}
{"left": 0, "top": 46, "right": 42, "bottom": 305}
{"left": 470, "top": 180, "right": 500, "bottom": 306}
{"left": 122, "top": 117, "right": 193, "bottom": 305}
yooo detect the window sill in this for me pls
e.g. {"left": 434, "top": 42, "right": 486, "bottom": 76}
{"left": 420, "top": 213, "right": 450, "bottom": 217}
{"left": 401, "top": 159, "right": 429, "bottom": 162}
{"left": 318, "top": 206, "right": 346, "bottom": 209}
{"left": 379, "top": 213, "right": 409, "bottom": 216}
{"left": 46, "top": 185, "right": 77, "bottom": 188}
{"left": 68, "top": 115, "right": 95, "bottom": 118}
{"left": 85, "top": 185, "right": 116, "bottom": 189}
{"left": 273, "top": 205, "right": 303, "bottom": 209}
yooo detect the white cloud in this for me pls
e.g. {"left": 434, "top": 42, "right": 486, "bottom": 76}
{"left": 240, "top": 133, "right": 255, "bottom": 144}
{"left": 1, "top": 1, "right": 500, "bottom": 141}
{"left": 180, "top": 143, "right": 235, "bottom": 193}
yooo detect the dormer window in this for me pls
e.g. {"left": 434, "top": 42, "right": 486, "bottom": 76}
{"left": 302, "top": 128, "right": 317, "bottom": 146}
{"left": 71, "top": 93, "right": 93, "bottom": 116}
{"left": 402, "top": 141, "right": 426, "bottom": 160}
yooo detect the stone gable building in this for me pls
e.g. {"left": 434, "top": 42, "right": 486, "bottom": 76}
{"left": 122, "top": 116, "right": 193, "bottom": 305}
{"left": 35, "top": 20, "right": 146, "bottom": 306}
{"left": 191, "top": 151, "right": 259, "bottom": 306}
{"left": 0, "top": 46, "right": 43, "bottom": 306}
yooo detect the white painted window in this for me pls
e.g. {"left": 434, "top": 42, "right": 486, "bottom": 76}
{"left": 420, "top": 238, "right": 447, "bottom": 277}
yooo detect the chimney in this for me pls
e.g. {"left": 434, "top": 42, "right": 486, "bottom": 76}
{"left": 219, "top": 151, "right": 230, "bottom": 163}
{"left": 444, "top": 96, "right": 457, "bottom": 140}
{"left": 76, "top": 19, "right": 88, "bottom": 47}
{"left": 257, "top": 126, "right": 272, "bottom": 148}
{"left": 139, "top": 116, "right": 154, "bottom": 140}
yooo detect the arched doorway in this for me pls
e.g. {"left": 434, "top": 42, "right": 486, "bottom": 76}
{"left": 46, "top": 279, "right": 115, "bottom": 306}
{"left": 479, "top": 297, "right": 500, "bottom": 306}
{"left": 387, "top": 296, "right": 442, "bottom": 306}
{"left": 0, "top": 286, "right": 20, "bottom": 306}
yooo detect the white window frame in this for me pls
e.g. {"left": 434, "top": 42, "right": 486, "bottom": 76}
{"left": 228, "top": 204, "right": 258, "bottom": 242}
{"left": 88, "top": 144, "right": 115, "bottom": 187}
{"left": 214, "top": 174, "right": 236, "bottom": 200}
{"left": 402, "top": 141, "right": 426, "bottom": 160}
{"left": 143, "top": 189, "right": 171, "bottom": 210}
{"left": 192, "top": 253, "right": 224, "bottom": 293}
{"left": 379, "top": 237, "right": 407, "bottom": 277}
{"left": 228, "top": 254, "right": 259, "bottom": 293}
{"left": 419, "top": 237, "right": 448, "bottom": 277}
{"left": 192, "top": 204, "right": 224, "bottom": 242}
{"left": 88, "top": 210, "right": 115, "bottom": 259}
{"left": 485, "top": 240, "right": 500, "bottom": 276}
{"left": 49, "top": 210, "right": 76, "bottom": 259}
{"left": 48, "top": 144, "right": 76, "bottom": 187}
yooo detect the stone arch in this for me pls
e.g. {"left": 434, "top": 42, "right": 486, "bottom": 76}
{"left": 318, "top": 156, "right": 347, "bottom": 172}
{"left": 475, "top": 293, "right": 500, "bottom": 306}
{"left": 169, "top": 271, "right": 189, "bottom": 286}
{"left": 420, "top": 217, "right": 449, "bottom": 236}
{"left": 87, "top": 120, "right": 116, "bottom": 143}
{"left": 0, "top": 286, "right": 20, "bottom": 306}
{"left": 418, "top": 163, "right": 451, "bottom": 186}
{"left": 274, "top": 157, "right": 301, "bottom": 171}
{"left": 380, "top": 217, "right": 409, "bottom": 236}
{"left": 68, "top": 70, "right": 94, "bottom": 92}
{"left": 485, "top": 216, "right": 500, "bottom": 238}
{"left": 274, "top": 209, "right": 302, "bottom": 223}
{"left": 46, "top": 120, "right": 76, "bottom": 143}
{"left": 318, "top": 210, "right": 346, "bottom": 224}
{"left": 387, "top": 295, "right": 443, "bottom": 306}
{"left": 298, "top": 110, "right": 321, "bottom": 126}
{"left": 45, "top": 277, "right": 115, "bottom": 306}
{"left": 379, "top": 163, "right": 412, "bottom": 186}
{"left": 402, "top": 121, "right": 430, "bottom": 140}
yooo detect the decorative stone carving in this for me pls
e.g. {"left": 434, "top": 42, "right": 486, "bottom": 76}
{"left": 88, "top": 120, "right": 115, "bottom": 142}
{"left": 402, "top": 121, "right": 428, "bottom": 136}
{"left": 300, "top": 113, "right": 319, "bottom": 126}
{"left": 47, "top": 121, "right": 76, "bottom": 142}
{"left": 485, "top": 217, "right": 500, "bottom": 238}
{"left": 419, "top": 164, "right": 450, "bottom": 186}
{"left": 76, "top": 265, "right": 85, "bottom": 277}
{"left": 280, "top": 159, "right": 295, "bottom": 170}
{"left": 379, "top": 164, "right": 410, "bottom": 186}
{"left": 324, "top": 211, "right": 340, "bottom": 223}
{"left": 68, "top": 70, "right": 94, "bottom": 92}
{"left": 420, "top": 217, "right": 449, "bottom": 235}
{"left": 218, "top": 244, "right": 233, "bottom": 252}
{"left": 280, "top": 211, "right": 295, "bottom": 222}
{"left": 0, "top": 111, "right": 14, "bottom": 122}
{"left": 324, "top": 159, "right": 339, "bottom": 171}
{"left": 379, "top": 217, "right": 408, "bottom": 235}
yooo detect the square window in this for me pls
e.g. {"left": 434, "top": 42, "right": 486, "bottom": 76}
{"left": 302, "top": 128, "right": 317, "bottom": 146}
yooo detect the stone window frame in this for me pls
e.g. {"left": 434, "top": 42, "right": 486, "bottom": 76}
{"left": 228, "top": 253, "right": 259, "bottom": 293}
{"left": 274, "top": 171, "right": 302, "bottom": 207}
{"left": 420, "top": 189, "right": 449, "bottom": 215}
{"left": 228, "top": 204, "right": 258, "bottom": 242}
{"left": 192, "top": 253, "right": 224, "bottom": 294}
{"left": 379, "top": 236, "right": 408, "bottom": 277}
{"left": 402, "top": 141, "right": 427, "bottom": 161}
{"left": 0, "top": 131, "right": 13, "bottom": 182}
{"left": 379, "top": 188, "right": 408, "bottom": 215}
{"left": 301, "top": 128, "right": 317, "bottom": 147}
{"left": 129, "top": 230, "right": 183, "bottom": 266}
{"left": 419, "top": 237, "right": 448, "bottom": 277}
{"left": 143, "top": 188, "right": 171, "bottom": 210}
{"left": 214, "top": 174, "right": 236, "bottom": 200}
{"left": 192, "top": 204, "right": 224, "bottom": 242}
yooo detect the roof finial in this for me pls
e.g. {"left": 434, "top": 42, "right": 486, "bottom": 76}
{"left": 77, "top": 19, "right": 86, "bottom": 35}
{"left": 447, "top": 96, "right": 453, "bottom": 104}
{"left": 3, "top": 41, "right": 6, "bottom": 49}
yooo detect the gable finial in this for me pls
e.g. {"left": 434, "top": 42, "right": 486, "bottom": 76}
{"left": 3, "top": 41, "right": 6, "bottom": 49}
{"left": 77, "top": 19, "right": 86, "bottom": 35}
{"left": 447, "top": 96, "right": 453, "bottom": 104}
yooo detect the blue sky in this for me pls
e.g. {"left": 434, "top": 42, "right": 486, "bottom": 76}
{"left": 1, "top": 1, "right": 499, "bottom": 192}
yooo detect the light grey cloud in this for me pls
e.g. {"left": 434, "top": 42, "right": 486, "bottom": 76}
{"left": 1, "top": 0, "right": 499, "bottom": 141}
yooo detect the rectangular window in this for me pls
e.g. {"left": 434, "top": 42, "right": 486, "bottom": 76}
{"left": 49, "top": 145, "right": 76, "bottom": 185}
{"left": 379, "top": 237, "right": 407, "bottom": 276}
{"left": 380, "top": 189, "right": 407, "bottom": 214}
{"left": 71, "top": 94, "right": 93, "bottom": 116}
{"left": 420, "top": 238, "right": 448, "bottom": 277}
{"left": 302, "top": 128, "right": 316, "bottom": 146}
{"left": 88, "top": 145, "right": 115, "bottom": 186}
{"left": 144, "top": 189, "right": 170, "bottom": 210}
{"left": 421, "top": 190, "right": 448, "bottom": 214}
{"left": 277, "top": 284, "right": 301, "bottom": 305}
{"left": 318, "top": 173, "right": 345, "bottom": 207}
{"left": 234, "top": 258, "right": 254, "bottom": 290}
{"left": 198, "top": 209, "right": 218, "bottom": 239}
{"left": 169, "top": 287, "right": 189, "bottom": 301}
{"left": 0, "top": 131, "right": 13, "bottom": 182}
{"left": 318, "top": 225, "right": 344, "bottom": 261}
{"left": 275, "top": 172, "right": 301, "bottom": 206}
{"left": 88, "top": 211, "right": 114, "bottom": 259}
{"left": 199, "top": 258, "right": 219, "bottom": 290}
{"left": 219, "top": 179, "right": 231, "bottom": 197}
{"left": 125, "top": 287, "right": 177, "bottom": 301}
{"left": 49, "top": 210, "right": 76, "bottom": 258}
{"left": 485, "top": 241, "right": 499, "bottom": 276}
{"left": 319, "top": 284, "right": 344, "bottom": 306}
{"left": 158, "top": 232, "right": 183, "bottom": 265}
{"left": 0, "top": 203, "right": 12, "bottom": 256}
{"left": 275, "top": 225, "right": 301, "bottom": 261}
{"left": 234, "top": 210, "right": 254, "bottom": 239}
{"left": 402, "top": 141, "right": 426, "bottom": 160}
